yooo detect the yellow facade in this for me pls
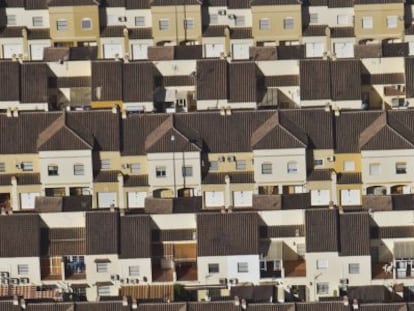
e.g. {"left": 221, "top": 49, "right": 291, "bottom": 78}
{"left": 151, "top": 5, "right": 202, "bottom": 45}
{"left": 207, "top": 153, "right": 253, "bottom": 173}
{"left": 334, "top": 153, "right": 362, "bottom": 173}
{"left": 49, "top": 5, "right": 99, "bottom": 44}
{"left": 354, "top": 3, "right": 404, "bottom": 42}
{"left": 251, "top": 4, "right": 302, "bottom": 44}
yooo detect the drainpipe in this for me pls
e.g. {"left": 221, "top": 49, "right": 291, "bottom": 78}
{"left": 21, "top": 28, "right": 29, "bottom": 60}
{"left": 325, "top": 26, "right": 331, "bottom": 57}
{"left": 123, "top": 27, "right": 130, "bottom": 61}
{"left": 224, "top": 174, "right": 232, "bottom": 209}
{"left": 10, "top": 176, "right": 19, "bottom": 211}
{"left": 117, "top": 173, "right": 125, "bottom": 210}
{"left": 224, "top": 27, "right": 230, "bottom": 57}
{"left": 330, "top": 170, "right": 337, "bottom": 206}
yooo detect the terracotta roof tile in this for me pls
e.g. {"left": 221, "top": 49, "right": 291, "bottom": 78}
{"left": 86, "top": 211, "right": 119, "bottom": 255}
{"left": 308, "top": 169, "right": 332, "bottom": 181}
{"left": 124, "top": 175, "right": 149, "bottom": 187}
{"left": 230, "top": 27, "right": 252, "bottom": 39}
{"left": 339, "top": 212, "right": 370, "bottom": 256}
{"left": 0, "top": 61, "right": 20, "bottom": 101}
{"left": 123, "top": 62, "right": 156, "bottom": 102}
{"left": 337, "top": 172, "right": 362, "bottom": 184}
{"left": 330, "top": 27, "right": 354, "bottom": 38}
{"left": 94, "top": 170, "right": 121, "bottom": 183}
{"left": 202, "top": 25, "right": 227, "bottom": 37}
{"left": 305, "top": 209, "right": 339, "bottom": 252}
{"left": 303, "top": 25, "right": 327, "bottom": 37}
{"left": 196, "top": 59, "right": 228, "bottom": 100}
{"left": 100, "top": 26, "right": 125, "bottom": 37}
{"left": 27, "top": 28, "right": 50, "bottom": 40}
{"left": 119, "top": 215, "right": 152, "bottom": 258}
{"left": 47, "top": 227, "right": 86, "bottom": 256}
{"left": 91, "top": 61, "right": 123, "bottom": 101}
{"left": 20, "top": 62, "right": 48, "bottom": 103}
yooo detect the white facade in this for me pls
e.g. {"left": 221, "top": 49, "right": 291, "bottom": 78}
{"left": 0, "top": 257, "right": 41, "bottom": 285}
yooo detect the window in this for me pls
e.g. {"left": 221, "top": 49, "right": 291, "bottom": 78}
{"left": 130, "top": 163, "right": 141, "bottom": 174}
{"left": 97, "top": 286, "right": 110, "bottom": 296}
{"left": 362, "top": 16, "right": 373, "bottom": 29}
{"left": 209, "top": 161, "right": 218, "bottom": 171}
{"left": 287, "top": 161, "right": 298, "bottom": 174}
{"left": 7, "top": 15, "right": 16, "bottom": 26}
{"left": 259, "top": 18, "right": 270, "bottom": 30}
{"left": 64, "top": 255, "right": 85, "bottom": 274}
{"left": 73, "top": 164, "right": 84, "bottom": 176}
{"left": 81, "top": 18, "right": 92, "bottom": 30}
{"left": 159, "top": 19, "right": 169, "bottom": 30}
{"left": 260, "top": 260, "right": 267, "bottom": 271}
{"left": 209, "top": 14, "right": 218, "bottom": 25}
{"left": 22, "top": 162, "right": 33, "bottom": 171}
{"left": 184, "top": 19, "right": 194, "bottom": 29}
{"left": 48, "top": 165, "right": 59, "bottom": 176}
{"left": 369, "top": 163, "right": 380, "bottom": 176}
{"left": 310, "top": 13, "right": 318, "bottom": 24}
{"left": 96, "top": 262, "right": 108, "bottom": 273}
{"left": 343, "top": 160, "right": 355, "bottom": 172}
{"left": 283, "top": 17, "right": 294, "bottom": 29}
{"left": 182, "top": 166, "right": 193, "bottom": 177}
{"left": 337, "top": 14, "right": 350, "bottom": 25}
{"left": 316, "top": 259, "right": 328, "bottom": 270}
{"left": 261, "top": 163, "right": 272, "bottom": 175}
{"left": 135, "top": 16, "right": 145, "bottom": 27}
{"left": 32, "top": 16, "right": 43, "bottom": 27}
{"left": 235, "top": 16, "right": 245, "bottom": 27}
{"left": 317, "top": 282, "right": 329, "bottom": 295}
{"left": 17, "top": 264, "right": 29, "bottom": 275}
{"left": 297, "top": 243, "right": 305, "bottom": 256}
{"left": 387, "top": 16, "right": 398, "bottom": 29}
{"left": 101, "top": 159, "right": 110, "bottom": 170}
{"left": 56, "top": 19, "right": 68, "bottom": 31}
{"left": 156, "top": 166, "right": 166, "bottom": 178}
{"left": 208, "top": 263, "right": 219, "bottom": 273}
{"left": 396, "top": 162, "right": 407, "bottom": 174}
{"left": 236, "top": 160, "right": 246, "bottom": 171}
{"left": 129, "top": 265, "right": 140, "bottom": 277}
{"left": 237, "top": 262, "right": 249, "bottom": 273}
{"left": 349, "top": 263, "right": 360, "bottom": 274}
{"left": 314, "top": 159, "right": 323, "bottom": 167}
{"left": 0, "top": 162, "right": 5, "bottom": 172}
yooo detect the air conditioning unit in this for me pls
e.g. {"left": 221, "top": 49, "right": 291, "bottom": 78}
{"left": 11, "top": 278, "right": 19, "bottom": 285}
{"left": 1, "top": 279, "right": 8, "bottom": 285}
{"left": 120, "top": 278, "right": 125, "bottom": 284}
{"left": 327, "top": 156, "right": 335, "bottom": 162}
{"left": 0, "top": 272, "right": 9, "bottom": 278}
{"left": 227, "top": 156, "right": 236, "bottom": 162}
{"left": 121, "top": 164, "right": 129, "bottom": 169}
{"left": 228, "top": 14, "right": 236, "bottom": 20}
{"left": 218, "top": 9, "right": 226, "bottom": 16}
{"left": 20, "top": 277, "right": 29, "bottom": 284}
{"left": 111, "top": 274, "right": 120, "bottom": 281}
{"left": 15, "top": 163, "right": 22, "bottom": 169}
{"left": 229, "top": 278, "right": 238, "bottom": 284}
{"left": 218, "top": 156, "right": 225, "bottom": 162}
{"left": 340, "top": 278, "right": 349, "bottom": 285}
{"left": 118, "top": 16, "right": 127, "bottom": 22}
{"left": 219, "top": 278, "right": 227, "bottom": 285}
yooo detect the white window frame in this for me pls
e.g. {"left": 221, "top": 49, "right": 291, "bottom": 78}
{"left": 135, "top": 16, "right": 145, "bottom": 27}
{"left": 314, "top": 158, "right": 323, "bottom": 168}
{"left": 343, "top": 160, "right": 355, "bottom": 172}
{"left": 337, "top": 14, "right": 349, "bottom": 26}
{"left": 310, "top": 13, "right": 318, "bottom": 24}
{"left": 156, "top": 166, "right": 167, "bottom": 178}
{"left": 387, "top": 16, "right": 398, "bottom": 29}
{"left": 237, "top": 262, "right": 249, "bottom": 273}
{"left": 261, "top": 163, "right": 272, "bottom": 175}
{"left": 362, "top": 16, "right": 373, "bottom": 29}
{"left": 48, "top": 164, "right": 59, "bottom": 176}
{"left": 130, "top": 163, "right": 141, "bottom": 174}
{"left": 396, "top": 162, "right": 407, "bottom": 174}
{"left": 22, "top": 162, "right": 33, "bottom": 171}
{"left": 317, "top": 282, "right": 329, "bottom": 295}
{"left": 17, "top": 264, "right": 29, "bottom": 275}
{"left": 159, "top": 19, "right": 169, "bottom": 31}
{"left": 101, "top": 159, "right": 110, "bottom": 170}
{"left": 182, "top": 166, "right": 193, "bottom": 177}
{"left": 32, "top": 16, "right": 43, "bottom": 27}
{"left": 184, "top": 19, "right": 194, "bottom": 29}
{"left": 56, "top": 19, "right": 68, "bottom": 31}
{"left": 316, "top": 259, "right": 328, "bottom": 270}
{"left": 349, "top": 263, "right": 360, "bottom": 274}
{"left": 236, "top": 160, "right": 246, "bottom": 171}
{"left": 235, "top": 16, "right": 245, "bottom": 27}
{"left": 81, "top": 18, "right": 92, "bottom": 30}
{"left": 209, "top": 14, "right": 218, "bottom": 25}
{"left": 209, "top": 161, "right": 218, "bottom": 171}
{"left": 73, "top": 164, "right": 85, "bottom": 176}
{"left": 0, "top": 162, "right": 5, "bottom": 172}
{"left": 259, "top": 18, "right": 270, "bottom": 30}
{"left": 208, "top": 263, "right": 219, "bottom": 273}
{"left": 7, "top": 15, "right": 16, "bottom": 26}
{"left": 129, "top": 265, "right": 140, "bottom": 277}
{"left": 283, "top": 17, "right": 294, "bottom": 30}
{"left": 287, "top": 161, "right": 298, "bottom": 174}
{"left": 96, "top": 262, "right": 108, "bottom": 273}
{"left": 97, "top": 286, "right": 110, "bottom": 296}
{"left": 369, "top": 163, "right": 380, "bottom": 176}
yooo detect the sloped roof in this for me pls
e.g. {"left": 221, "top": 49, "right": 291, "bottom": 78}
{"left": 47, "top": 227, "right": 86, "bottom": 256}
{"left": 119, "top": 215, "right": 152, "bottom": 259}
{"left": 37, "top": 113, "right": 94, "bottom": 151}
{"left": 296, "top": 302, "right": 350, "bottom": 311}
{"left": 339, "top": 212, "right": 370, "bottom": 256}
{"left": 0, "top": 61, "right": 20, "bottom": 101}
{"left": 196, "top": 59, "right": 228, "bottom": 100}
{"left": 91, "top": 61, "right": 123, "bottom": 101}
{"left": 228, "top": 62, "right": 258, "bottom": 102}
{"left": 251, "top": 112, "right": 308, "bottom": 149}
{"left": 20, "top": 62, "right": 48, "bottom": 103}
{"left": 86, "top": 211, "right": 119, "bottom": 255}
{"left": 25, "top": 302, "right": 74, "bottom": 311}
{"left": 405, "top": 57, "right": 414, "bottom": 98}
{"left": 305, "top": 209, "right": 339, "bottom": 253}
{"left": 197, "top": 212, "right": 259, "bottom": 256}
{"left": 123, "top": 62, "right": 156, "bottom": 102}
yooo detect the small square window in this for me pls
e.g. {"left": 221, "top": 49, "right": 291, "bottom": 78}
{"left": 184, "top": 19, "right": 194, "bottom": 29}
{"left": 396, "top": 162, "right": 407, "bottom": 174}
{"left": 310, "top": 13, "right": 318, "bottom": 24}
{"left": 316, "top": 259, "right": 328, "bottom": 270}
{"left": 369, "top": 163, "right": 380, "bottom": 176}
{"left": 362, "top": 16, "right": 373, "bottom": 29}
{"left": 208, "top": 263, "right": 219, "bottom": 273}
{"left": 314, "top": 159, "right": 323, "bottom": 167}
{"left": 18, "top": 264, "right": 29, "bottom": 275}
{"left": 259, "top": 18, "right": 270, "bottom": 30}
{"left": 283, "top": 17, "right": 294, "bottom": 29}
{"left": 97, "top": 286, "right": 110, "bottom": 296}
{"left": 235, "top": 16, "right": 245, "bottom": 27}
{"left": 236, "top": 160, "right": 246, "bottom": 171}
{"left": 156, "top": 166, "right": 166, "bottom": 178}
{"left": 237, "top": 262, "right": 249, "bottom": 273}
{"left": 317, "top": 282, "right": 329, "bottom": 295}
{"left": 81, "top": 18, "right": 92, "bottom": 30}
{"left": 56, "top": 20, "right": 68, "bottom": 31}
{"left": 182, "top": 166, "right": 193, "bottom": 177}
{"left": 96, "top": 262, "right": 108, "bottom": 273}
{"left": 135, "top": 16, "right": 145, "bottom": 27}
{"left": 7, "top": 15, "right": 16, "bottom": 26}
{"left": 343, "top": 161, "right": 355, "bottom": 172}
{"left": 22, "top": 162, "right": 33, "bottom": 172}
{"left": 349, "top": 263, "right": 360, "bottom": 274}
{"left": 387, "top": 16, "right": 397, "bottom": 29}
{"left": 337, "top": 14, "right": 349, "bottom": 25}
{"left": 0, "top": 162, "right": 5, "bottom": 172}
{"left": 297, "top": 243, "right": 305, "bottom": 256}
{"left": 48, "top": 165, "right": 59, "bottom": 176}
{"left": 209, "top": 14, "right": 218, "bottom": 25}
{"left": 159, "top": 19, "right": 169, "bottom": 30}
{"left": 261, "top": 163, "right": 272, "bottom": 175}
{"left": 32, "top": 16, "right": 43, "bottom": 27}
{"left": 287, "top": 162, "right": 298, "bottom": 174}
{"left": 129, "top": 265, "right": 140, "bottom": 277}
{"left": 101, "top": 159, "right": 110, "bottom": 170}
{"left": 209, "top": 161, "right": 218, "bottom": 171}
{"left": 130, "top": 163, "right": 141, "bottom": 174}
{"left": 74, "top": 164, "right": 84, "bottom": 176}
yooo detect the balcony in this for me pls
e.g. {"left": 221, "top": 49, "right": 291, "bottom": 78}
{"left": 372, "top": 262, "right": 393, "bottom": 280}
{"left": 40, "top": 257, "right": 63, "bottom": 281}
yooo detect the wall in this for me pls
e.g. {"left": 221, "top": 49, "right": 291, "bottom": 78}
{"left": 40, "top": 211, "right": 85, "bottom": 228}
{"left": 308, "top": 7, "right": 354, "bottom": 28}
{"left": 152, "top": 213, "right": 196, "bottom": 229}
{"left": 85, "top": 254, "right": 119, "bottom": 300}
{"left": 5, "top": 7, "right": 50, "bottom": 28}
{"left": 0, "top": 257, "right": 41, "bottom": 284}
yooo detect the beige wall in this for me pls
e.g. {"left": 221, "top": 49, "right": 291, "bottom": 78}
{"left": 334, "top": 153, "right": 361, "bottom": 173}
{"left": 354, "top": 3, "right": 404, "bottom": 42}
{"left": 252, "top": 5, "right": 302, "bottom": 43}
{"left": 208, "top": 152, "right": 253, "bottom": 173}
{"left": 49, "top": 6, "right": 99, "bottom": 43}
{"left": 151, "top": 5, "right": 202, "bottom": 44}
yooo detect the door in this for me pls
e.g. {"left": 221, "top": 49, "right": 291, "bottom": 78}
{"left": 127, "top": 191, "right": 146, "bottom": 208}
{"left": 340, "top": 189, "right": 361, "bottom": 206}
{"left": 103, "top": 44, "right": 122, "bottom": 59}
{"left": 20, "top": 192, "right": 39, "bottom": 210}
{"left": 334, "top": 42, "right": 354, "bottom": 58}
{"left": 232, "top": 43, "right": 249, "bottom": 60}
{"left": 205, "top": 43, "right": 224, "bottom": 58}
{"left": 311, "top": 189, "right": 330, "bottom": 206}
{"left": 97, "top": 192, "right": 117, "bottom": 208}
{"left": 233, "top": 191, "right": 253, "bottom": 207}
{"left": 132, "top": 44, "right": 149, "bottom": 60}
{"left": 305, "top": 42, "right": 324, "bottom": 58}
{"left": 30, "top": 43, "right": 50, "bottom": 60}
{"left": 204, "top": 191, "right": 224, "bottom": 207}
{"left": 3, "top": 44, "right": 22, "bottom": 59}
